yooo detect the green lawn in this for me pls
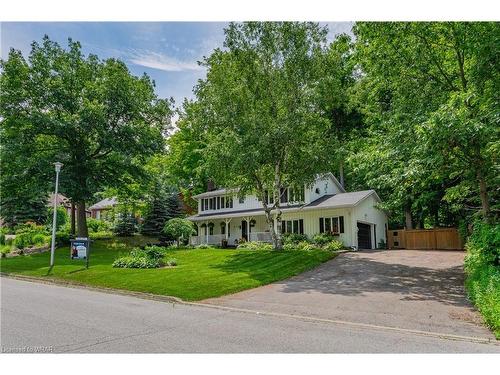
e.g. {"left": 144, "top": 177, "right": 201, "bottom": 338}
{"left": 0, "top": 237, "right": 336, "bottom": 301}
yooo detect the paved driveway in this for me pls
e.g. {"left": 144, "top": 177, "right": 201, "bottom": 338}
{"left": 204, "top": 250, "right": 494, "bottom": 339}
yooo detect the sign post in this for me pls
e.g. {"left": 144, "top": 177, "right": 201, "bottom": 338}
{"left": 70, "top": 237, "right": 91, "bottom": 269}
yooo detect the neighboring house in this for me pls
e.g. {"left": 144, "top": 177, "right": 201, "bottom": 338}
{"left": 47, "top": 193, "right": 91, "bottom": 218}
{"left": 47, "top": 193, "right": 72, "bottom": 216}
{"left": 88, "top": 197, "right": 117, "bottom": 219}
{"left": 188, "top": 173, "right": 388, "bottom": 250}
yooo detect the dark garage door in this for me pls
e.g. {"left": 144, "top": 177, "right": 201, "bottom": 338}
{"left": 357, "top": 222, "right": 372, "bottom": 249}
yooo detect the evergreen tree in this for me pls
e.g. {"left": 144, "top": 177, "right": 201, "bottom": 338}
{"left": 165, "top": 193, "right": 183, "bottom": 221}
{"left": 141, "top": 195, "right": 169, "bottom": 237}
{"left": 113, "top": 209, "right": 137, "bottom": 237}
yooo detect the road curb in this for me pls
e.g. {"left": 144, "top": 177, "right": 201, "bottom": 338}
{"left": 2, "top": 272, "right": 498, "bottom": 347}
{"left": 0, "top": 273, "right": 183, "bottom": 304}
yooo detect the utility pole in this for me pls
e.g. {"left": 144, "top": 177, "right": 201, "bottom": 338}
{"left": 50, "top": 162, "right": 63, "bottom": 268}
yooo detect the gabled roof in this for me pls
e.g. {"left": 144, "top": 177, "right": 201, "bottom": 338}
{"left": 188, "top": 190, "right": 382, "bottom": 221}
{"left": 304, "top": 190, "right": 380, "bottom": 209}
{"left": 191, "top": 173, "right": 345, "bottom": 199}
{"left": 47, "top": 193, "right": 70, "bottom": 207}
{"left": 88, "top": 197, "right": 117, "bottom": 211}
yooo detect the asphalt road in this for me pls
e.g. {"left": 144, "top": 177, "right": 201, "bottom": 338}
{"left": 1, "top": 278, "right": 499, "bottom": 353}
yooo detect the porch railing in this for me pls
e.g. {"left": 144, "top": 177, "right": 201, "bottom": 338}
{"left": 249, "top": 232, "right": 272, "bottom": 243}
{"left": 190, "top": 234, "right": 226, "bottom": 246}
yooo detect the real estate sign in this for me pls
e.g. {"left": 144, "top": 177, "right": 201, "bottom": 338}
{"left": 70, "top": 237, "right": 90, "bottom": 268}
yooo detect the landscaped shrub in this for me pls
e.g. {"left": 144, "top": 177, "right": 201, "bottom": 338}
{"left": 163, "top": 218, "right": 195, "bottom": 247}
{"left": 312, "top": 233, "right": 339, "bottom": 246}
{"left": 295, "top": 241, "right": 320, "bottom": 251}
{"left": 112, "top": 256, "right": 161, "bottom": 269}
{"left": 31, "top": 233, "right": 48, "bottom": 246}
{"left": 165, "top": 258, "right": 177, "bottom": 267}
{"left": 282, "top": 233, "right": 309, "bottom": 245}
{"left": 87, "top": 218, "right": 111, "bottom": 233}
{"left": 323, "top": 239, "right": 344, "bottom": 252}
{"left": 237, "top": 241, "right": 273, "bottom": 251}
{"left": 0, "top": 233, "right": 5, "bottom": 245}
{"left": 56, "top": 231, "right": 71, "bottom": 246}
{"left": 14, "top": 234, "right": 28, "bottom": 249}
{"left": 112, "top": 247, "right": 169, "bottom": 269}
{"left": 195, "top": 243, "right": 216, "bottom": 249}
{"left": 46, "top": 207, "right": 68, "bottom": 231}
{"left": 464, "top": 220, "right": 500, "bottom": 338}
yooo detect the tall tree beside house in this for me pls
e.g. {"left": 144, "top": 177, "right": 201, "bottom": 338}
{"left": 0, "top": 36, "right": 172, "bottom": 236}
{"left": 350, "top": 22, "right": 499, "bottom": 226}
{"left": 316, "top": 34, "right": 366, "bottom": 188}
{"left": 189, "top": 22, "right": 336, "bottom": 249}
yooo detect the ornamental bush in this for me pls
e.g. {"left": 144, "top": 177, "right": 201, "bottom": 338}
{"left": 282, "top": 233, "right": 309, "bottom": 245}
{"left": 87, "top": 218, "right": 111, "bottom": 233}
{"left": 112, "top": 247, "right": 166, "bottom": 269}
{"left": 312, "top": 233, "right": 338, "bottom": 246}
{"left": 163, "top": 218, "right": 195, "bottom": 247}
{"left": 236, "top": 241, "right": 273, "bottom": 251}
{"left": 323, "top": 239, "right": 344, "bottom": 252}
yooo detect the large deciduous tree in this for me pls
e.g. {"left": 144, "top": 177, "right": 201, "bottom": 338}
{"left": 190, "top": 22, "right": 335, "bottom": 249}
{"left": 351, "top": 22, "right": 499, "bottom": 225}
{"left": 0, "top": 36, "right": 173, "bottom": 236}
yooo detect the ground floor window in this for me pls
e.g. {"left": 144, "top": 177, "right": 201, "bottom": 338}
{"left": 281, "top": 219, "right": 304, "bottom": 234}
{"left": 319, "top": 216, "right": 344, "bottom": 234}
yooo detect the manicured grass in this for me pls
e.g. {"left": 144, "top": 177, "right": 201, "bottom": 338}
{"left": 0, "top": 237, "right": 336, "bottom": 301}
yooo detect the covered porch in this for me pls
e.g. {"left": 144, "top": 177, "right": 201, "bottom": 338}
{"left": 190, "top": 214, "right": 274, "bottom": 246}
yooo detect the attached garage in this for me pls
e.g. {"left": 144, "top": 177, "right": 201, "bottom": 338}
{"left": 357, "top": 222, "right": 372, "bottom": 249}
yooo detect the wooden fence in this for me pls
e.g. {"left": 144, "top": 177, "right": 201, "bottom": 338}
{"left": 387, "top": 228, "right": 464, "bottom": 250}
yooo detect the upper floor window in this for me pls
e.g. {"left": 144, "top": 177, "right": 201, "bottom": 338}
{"left": 264, "top": 190, "right": 274, "bottom": 205}
{"left": 280, "top": 187, "right": 288, "bottom": 203}
{"left": 239, "top": 196, "right": 245, "bottom": 204}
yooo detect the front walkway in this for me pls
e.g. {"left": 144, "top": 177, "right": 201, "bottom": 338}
{"left": 203, "top": 250, "right": 495, "bottom": 339}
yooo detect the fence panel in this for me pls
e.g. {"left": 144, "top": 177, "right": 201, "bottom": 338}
{"left": 387, "top": 228, "right": 463, "bottom": 250}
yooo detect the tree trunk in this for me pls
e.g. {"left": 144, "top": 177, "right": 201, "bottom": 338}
{"left": 404, "top": 203, "right": 413, "bottom": 230}
{"left": 70, "top": 202, "right": 76, "bottom": 236}
{"left": 476, "top": 169, "right": 490, "bottom": 219}
{"left": 76, "top": 201, "right": 88, "bottom": 237}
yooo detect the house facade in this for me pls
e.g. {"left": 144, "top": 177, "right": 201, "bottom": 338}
{"left": 188, "top": 173, "right": 388, "bottom": 249}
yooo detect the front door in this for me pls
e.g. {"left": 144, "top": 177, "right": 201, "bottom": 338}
{"left": 241, "top": 220, "right": 248, "bottom": 241}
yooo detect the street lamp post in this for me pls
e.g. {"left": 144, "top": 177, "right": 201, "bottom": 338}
{"left": 50, "top": 162, "right": 63, "bottom": 268}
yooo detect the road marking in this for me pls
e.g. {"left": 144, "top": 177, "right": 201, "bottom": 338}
{"left": 2, "top": 274, "right": 497, "bottom": 346}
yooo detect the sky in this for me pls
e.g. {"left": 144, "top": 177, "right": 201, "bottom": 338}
{"left": 0, "top": 22, "right": 353, "bottom": 107}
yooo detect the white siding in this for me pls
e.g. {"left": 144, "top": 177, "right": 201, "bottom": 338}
{"left": 304, "top": 175, "right": 343, "bottom": 204}
{"left": 282, "top": 208, "right": 353, "bottom": 246}
{"left": 351, "top": 195, "right": 387, "bottom": 249}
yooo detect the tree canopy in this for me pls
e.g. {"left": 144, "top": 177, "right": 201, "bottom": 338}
{"left": 0, "top": 36, "right": 173, "bottom": 235}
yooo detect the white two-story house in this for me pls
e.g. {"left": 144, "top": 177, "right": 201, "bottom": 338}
{"left": 188, "top": 173, "right": 387, "bottom": 249}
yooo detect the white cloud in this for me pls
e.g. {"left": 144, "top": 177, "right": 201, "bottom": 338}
{"left": 129, "top": 50, "right": 202, "bottom": 72}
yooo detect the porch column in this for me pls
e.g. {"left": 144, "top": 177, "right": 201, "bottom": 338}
{"left": 224, "top": 218, "right": 231, "bottom": 240}
{"left": 205, "top": 221, "right": 209, "bottom": 244}
{"left": 246, "top": 217, "right": 250, "bottom": 241}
